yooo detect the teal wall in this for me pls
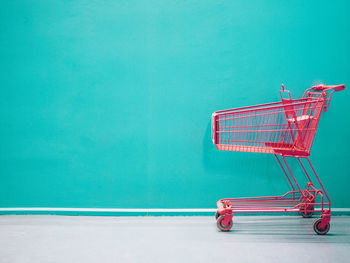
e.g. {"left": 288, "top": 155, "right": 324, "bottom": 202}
{"left": 1, "top": 0, "right": 349, "bottom": 210}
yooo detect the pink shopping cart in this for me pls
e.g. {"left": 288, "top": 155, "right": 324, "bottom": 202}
{"left": 212, "top": 84, "right": 345, "bottom": 234}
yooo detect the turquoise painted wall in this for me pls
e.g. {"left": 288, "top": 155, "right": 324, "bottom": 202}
{"left": 1, "top": 0, "right": 349, "bottom": 210}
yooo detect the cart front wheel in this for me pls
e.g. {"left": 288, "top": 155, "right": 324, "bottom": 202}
{"left": 215, "top": 211, "right": 220, "bottom": 220}
{"left": 217, "top": 215, "right": 232, "bottom": 232}
{"left": 313, "top": 218, "right": 330, "bottom": 235}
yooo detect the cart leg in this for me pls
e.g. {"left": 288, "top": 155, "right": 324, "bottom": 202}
{"left": 306, "top": 157, "right": 331, "bottom": 213}
{"left": 305, "top": 157, "right": 331, "bottom": 235}
{"left": 282, "top": 156, "right": 302, "bottom": 194}
{"left": 275, "top": 154, "right": 295, "bottom": 195}
{"left": 298, "top": 158, "right": 314, "bottom": 186}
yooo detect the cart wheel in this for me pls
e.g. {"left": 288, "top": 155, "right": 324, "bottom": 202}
{"left": 299, "top": 205, "right": 314, "bottom": 218}
{"left": 215, "top": 211, "right": 220, "bottom": 220}
{"left": 217, "top": 215, "right": 232, "bottom": 232}
{"left": 313, "top": 218, "right": 330, "bottom": 235}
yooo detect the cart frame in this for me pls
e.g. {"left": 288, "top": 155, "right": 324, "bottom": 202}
{"left": 212, "top": 84, "right": 345, "bottom": 234}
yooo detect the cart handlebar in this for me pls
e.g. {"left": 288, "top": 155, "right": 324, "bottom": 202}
{"left": 303, "top": 83, "right": 346, "bottom": 112}
{"left": 311, "top": 84, "right": 345, "bottom": 92}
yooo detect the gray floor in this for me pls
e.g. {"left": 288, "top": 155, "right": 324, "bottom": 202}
{"left": 0, "top": 215, "right": 349, "bottom": 263}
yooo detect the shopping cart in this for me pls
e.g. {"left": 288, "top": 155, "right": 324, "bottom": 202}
{"left": 212, "top": 84, "right": 345, "bottom": 234}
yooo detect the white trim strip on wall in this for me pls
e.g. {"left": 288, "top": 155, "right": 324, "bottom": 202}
{"left": 0, "top": 208, "right": 217, "bottom": 212}
{"left": 0, "top": 208, "right": 350, "bottom": 212}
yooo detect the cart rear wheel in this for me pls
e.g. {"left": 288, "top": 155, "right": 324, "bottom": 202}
{"left": 313, "top": 218, "right": 330, "bottom": 235}
{"left": 216, "top": 215, "right": 232, "bottom": 232}
{"left": 215, "top": 211, "right": 220, "bottom": 220}
{"left": 299, "top": 205, "right": 314, "bottom": 218}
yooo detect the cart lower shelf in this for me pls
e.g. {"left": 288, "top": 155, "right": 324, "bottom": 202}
{"left": 215, "top": 190, "right": 331, "bottom": 235}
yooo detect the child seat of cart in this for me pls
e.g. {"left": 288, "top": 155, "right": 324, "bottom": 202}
{"left": 265, "top": 89, "right": 319, "bottom": 156}
{"left": 282, "top": 98, "right": 315, "bottom": 124}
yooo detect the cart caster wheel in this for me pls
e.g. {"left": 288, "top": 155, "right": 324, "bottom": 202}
{"left": 299, "top": 206, "right": 314, "bottom": 218}
{"left": 313, "top": 218, "right": 330, "bottom": 235}
{"left": 217, "top": 215, "right": 232, "bottom": 232}
{"left": 301, "top": 212, "right": 313, "bottom": 218}
{"left": 215, "top": 211, "right": 220, "bottom": 220}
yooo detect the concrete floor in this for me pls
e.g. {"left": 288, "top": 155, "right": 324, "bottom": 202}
{"left": 0, "top": 215, "right": 349, "bottom": 263}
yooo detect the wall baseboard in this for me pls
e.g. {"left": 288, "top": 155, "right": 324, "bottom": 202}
{"left": 0, "top": 208, "right": 216, "bottom": 213}
{"left": 0, "top": 207, "right": 350, "bottom": 215}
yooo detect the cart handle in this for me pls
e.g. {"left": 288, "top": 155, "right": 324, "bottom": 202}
{"left": 311, "top": 84, "right": 345, "bottom": 92}
{"left": 303, "top": 83, "right": 346, "bottom": 112}
{"left": 302, "top": 83, "right": 346, "bottom": 99}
